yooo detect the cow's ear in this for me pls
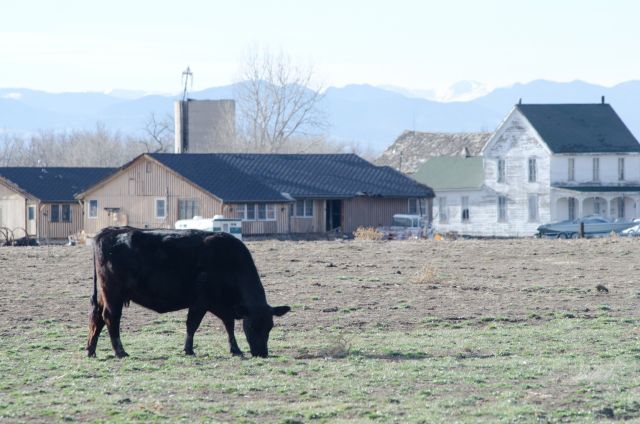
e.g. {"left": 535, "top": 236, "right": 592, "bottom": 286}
{"left": 233, "top": 305, "right": 249, "bottom": 319}
{"left": 272, "top": 305, "right": 291, "bottom": 317}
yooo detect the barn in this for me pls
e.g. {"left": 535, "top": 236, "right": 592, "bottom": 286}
{"left": 76, "top": 153, "right": 433, "bottom": 237}
{"left": 0, "top": 167, "right": 114, "bottom": 242}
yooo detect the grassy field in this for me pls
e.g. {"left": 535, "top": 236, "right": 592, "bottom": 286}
{"left": 1, "top": 238, "right": 639, "bottom": 423}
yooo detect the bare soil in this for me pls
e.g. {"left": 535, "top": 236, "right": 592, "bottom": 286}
{"left": 1, "top": 237, "right": 638, "bottom": 339}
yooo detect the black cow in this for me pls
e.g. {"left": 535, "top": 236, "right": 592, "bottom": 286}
{"left": 87, "top": 227, "right": 290, "bottom": 358}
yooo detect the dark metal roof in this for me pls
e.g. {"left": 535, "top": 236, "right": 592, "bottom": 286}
{"left": 149, "top": 153, "right": 433, "bottom": 202}
{"left": 0, "top": 167, "right": 115, "bottom": 202}
{"left": 553, "top": 185, "right": 640, "bottom": 192}
{"left": 516, "top": 103, "right": 640, "bottom": 153}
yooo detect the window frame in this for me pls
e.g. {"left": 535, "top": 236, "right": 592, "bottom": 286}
{"left": 50, "top": 204, "right": 60, "bottom": 223}
{"left": 178, "top": 199, "right": 200, "bottom": 220}
{"left": 61, "top": 204, "right": 71, "bottom": 222}
{"left": 497, "top": 158, "right": 506, "bottom": 183}
{"left": 293, "top": 199, "right": 314, "bottom": 217}
{"left": 438, "top": 197, "right": 448, "bottom": 223}
{"left": 236, "top": 203, "right": 276, "bottom": 222}
{"left": 528, "top": 157, "right": 537, "bottom": 183}
{"left": 592, "top": 157, "right": 600, "bottom": 182}
{"left": 497, "top": 195, "right": 507, "bottom": 223}
{"left": 461, "top": 196, "right": 470, "bottom": 223}
{"left": 527, "top": 194, "right": 539, "bottom": 222}
{"left": 155, "top": 197, "right": 167, "bottom": 220}
{"left": 88, "top": 200, "right": 98, "bottom": 219}
{"left": 618, "top": 157, "right": 625, "bottom": 181}
{"left": 28, "top": 205, "right": 35, "bottom": 221}
{"left": 568, "top": 158, "right": 575, "bottom": 181}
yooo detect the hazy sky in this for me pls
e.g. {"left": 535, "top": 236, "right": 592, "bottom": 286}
{"left": 2, "top": 0, "right": 638, "bottom": 93}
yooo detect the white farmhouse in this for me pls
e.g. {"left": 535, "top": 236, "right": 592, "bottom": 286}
{"left": 413, "top": 101, "right": 640, "bottom": 237}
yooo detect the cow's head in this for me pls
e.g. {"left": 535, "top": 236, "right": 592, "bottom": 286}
{"left": 236, "top": 304, "right": 290, "bottom": 357}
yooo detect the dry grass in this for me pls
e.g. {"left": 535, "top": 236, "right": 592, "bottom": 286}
{"left": 411, "top": 264, "right": 440, "bottom": 284}
{"left": 353, "top": 226, "right": 384, "bottom": 240}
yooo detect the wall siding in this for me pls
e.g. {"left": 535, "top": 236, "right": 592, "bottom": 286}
{"left": 38, "top": 202, "right": 83, "bottom": 240}
{"left": 82, "top": 157, "right": 223, "bottom": 235}
{"left": 0, "top": 182, "right": 27, "bottom": 235}
{"left": 342, "top": 197, "right": 414, "bottom": 234}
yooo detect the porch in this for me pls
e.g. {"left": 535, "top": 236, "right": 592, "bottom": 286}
{"left": 551, "top": 186, "right": 640, "bottom": 221}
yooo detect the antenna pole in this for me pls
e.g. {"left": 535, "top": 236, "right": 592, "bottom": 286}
{"left": 181, "top": 66, "right": 193, "bottom": 101}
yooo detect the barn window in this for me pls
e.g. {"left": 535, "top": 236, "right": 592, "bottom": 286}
{"left": 178, "top": 199, "right": 200, "bottom": 220}
{"left": 528, "top": 194, "right": 539, "bottom": 222}
{"left": 568, "top": 198, "right": 577, "bottom": 220}
{"left": 294, "top": 200, "right": 314, "bottom": 217}
{"left": 50, "top": 205, "right": 60, "bottom": 222}
{"left": 155, "top": 198, "right": 167, "bottom": 219}
{"left": 62, "top": 204, "right": 71, "bottom": 222}
{"left": 461, "top": 196, "right": 470, "bottom": 222}
{"left": 266, "top": 204, "right": 275, "bottom": 220}
{"left": 497, "top": 159, "right": 505, "bottom": 183}
{"left": 568, "top": 158, "right": 575, "bottom": 181}
{"left": 88, "top": 200, "right": 98, "bottom": 219}
{"left": 528, "top": 157, "right": 537, "bottom": 183}
{"left": 28, "top": 206, "right": 35, "bottom": 221}
{"left": 498, "top": 196, "right": 507, "bottom": 222}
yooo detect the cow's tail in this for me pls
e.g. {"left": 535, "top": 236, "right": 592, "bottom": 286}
{"left": 90, "top": 247, "right": 98, "bottom": 308}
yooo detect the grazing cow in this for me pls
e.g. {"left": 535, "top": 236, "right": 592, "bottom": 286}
{"left": 87, "top": 227, "right": 290, "bottom": 358}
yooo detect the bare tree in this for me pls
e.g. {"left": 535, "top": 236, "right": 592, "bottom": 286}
{"left": 235, "top": 47, "right": 328, "bottom": 153}
{"left": 139, "top": 113, "right": 174, "bottom": 153}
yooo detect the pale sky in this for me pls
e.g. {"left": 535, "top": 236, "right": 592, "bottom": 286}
{"left": 2, "top": 0, "right": 639, "bottom": 94}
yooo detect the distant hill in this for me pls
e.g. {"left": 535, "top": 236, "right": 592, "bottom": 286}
{"left": 1, "top": 80, "right": 638, "bottom": 153}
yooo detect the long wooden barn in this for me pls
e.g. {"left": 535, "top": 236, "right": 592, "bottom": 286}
{"left": 76, "top": 153, "right": 434, "bottom": 237}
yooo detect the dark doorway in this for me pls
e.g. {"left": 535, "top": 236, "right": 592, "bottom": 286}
{"left": 326, "top": 200, "right": 342, "bottom": 231}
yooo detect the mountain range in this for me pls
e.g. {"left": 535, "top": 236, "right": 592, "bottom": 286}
{"left": 1, "top": 80, "right": 638, "bottom": 153}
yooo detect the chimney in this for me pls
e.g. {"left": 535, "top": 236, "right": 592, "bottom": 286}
{"left": 601, "top": 95, "right": 605, "bottom": 104}
{"left": 518, "top": 98, "right": 522, "bottom": 105}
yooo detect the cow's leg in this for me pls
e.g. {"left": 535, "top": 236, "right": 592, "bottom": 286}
{"left": 184, "top": 307, "right": 206, "bottom": 355}
{"left": 223, "top": 317, "right": 243, "bottom": 356}
{"left": 87, "top": 304, "right": 105, "bottom": 357}
{"left": 103, "top": 303, "right": 128, "bottom": 358}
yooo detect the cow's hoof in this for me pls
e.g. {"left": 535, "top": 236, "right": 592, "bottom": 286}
{"left": 184, "top": 350, "right": 195, "bottom": 356}
{"left": 115, "top": 351, "right": 129, "bottom": 358}
{"left": 87, "top": 351, "right": 96, "bottom": 358}
{"left": 231, "top": 350, "right": 244, "bottom": 357}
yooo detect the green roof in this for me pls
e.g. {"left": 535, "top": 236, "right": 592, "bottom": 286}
{"left": 412, "top": 156, "right": 484, "bottom": 190}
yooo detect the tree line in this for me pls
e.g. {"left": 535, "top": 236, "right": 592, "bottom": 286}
{"left": 0, "top": 47, "right": 375, "bottom": 167}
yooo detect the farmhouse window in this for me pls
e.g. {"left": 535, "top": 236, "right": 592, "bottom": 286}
{"left": 528, "top": 194, "right": 539, "bottom": 222}
{"left": 89, "top": 200, "right": 98, "bottom": 219}
{"left": 592, "top": 158, "right": 600, "bottom": 181}
{"left": 497, "top": 159, "right": 505, "bottom": 183}
{"left": 50, "top": 205, "right": 60, "bottom": 222}
{"left": 568, "top": 198, "right": 577, "bottom": 220}
{"left": 178, "top": 199, "right": 200, "bottom": 220}
{"left": 62, "top": 204, "right": 71, "bottom": 222}
{"left": 155, "top": 198, "right": 167, "bottom": 219}
{"left": 497, "top": 196, "right": 507, "bottom": 222}
{"left": 568, "top": 158, "right": 575, "bottom": 181}
{"left": 618, "top": 157, "right": 625, "bottom": 181}
{"left": 28, "top": 206, "right": 35, "bottom": 221}
{"left": 461, "top": 196, "right": 470, "bottom": 222}
{"left": 617, "top": 198, "right": 625, "bottom": 219}
{"left": 408, "top": 198, "right": 425, "bottom": 215}
{"left": 294, "top": 199, "right": 314, "bottom": 217}
{"left": 528, "top": 158, "right": 537, "bottom": 183}
{"left": 438, "top": 197, "right": 448, "bottom": 223}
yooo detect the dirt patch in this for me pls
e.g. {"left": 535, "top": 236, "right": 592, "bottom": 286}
{"left": 1, "top": 237, "right": 638, "bottom": 337}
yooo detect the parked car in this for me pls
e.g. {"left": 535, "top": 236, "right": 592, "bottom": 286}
{"left": 620, "top": 218, "right": 640, "bottom": 236}
{"left": 377, "top": 214, "right": 425, "bottom": 240}
{"left": 536, "top": 216, "right": 637, "bottom": 239}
